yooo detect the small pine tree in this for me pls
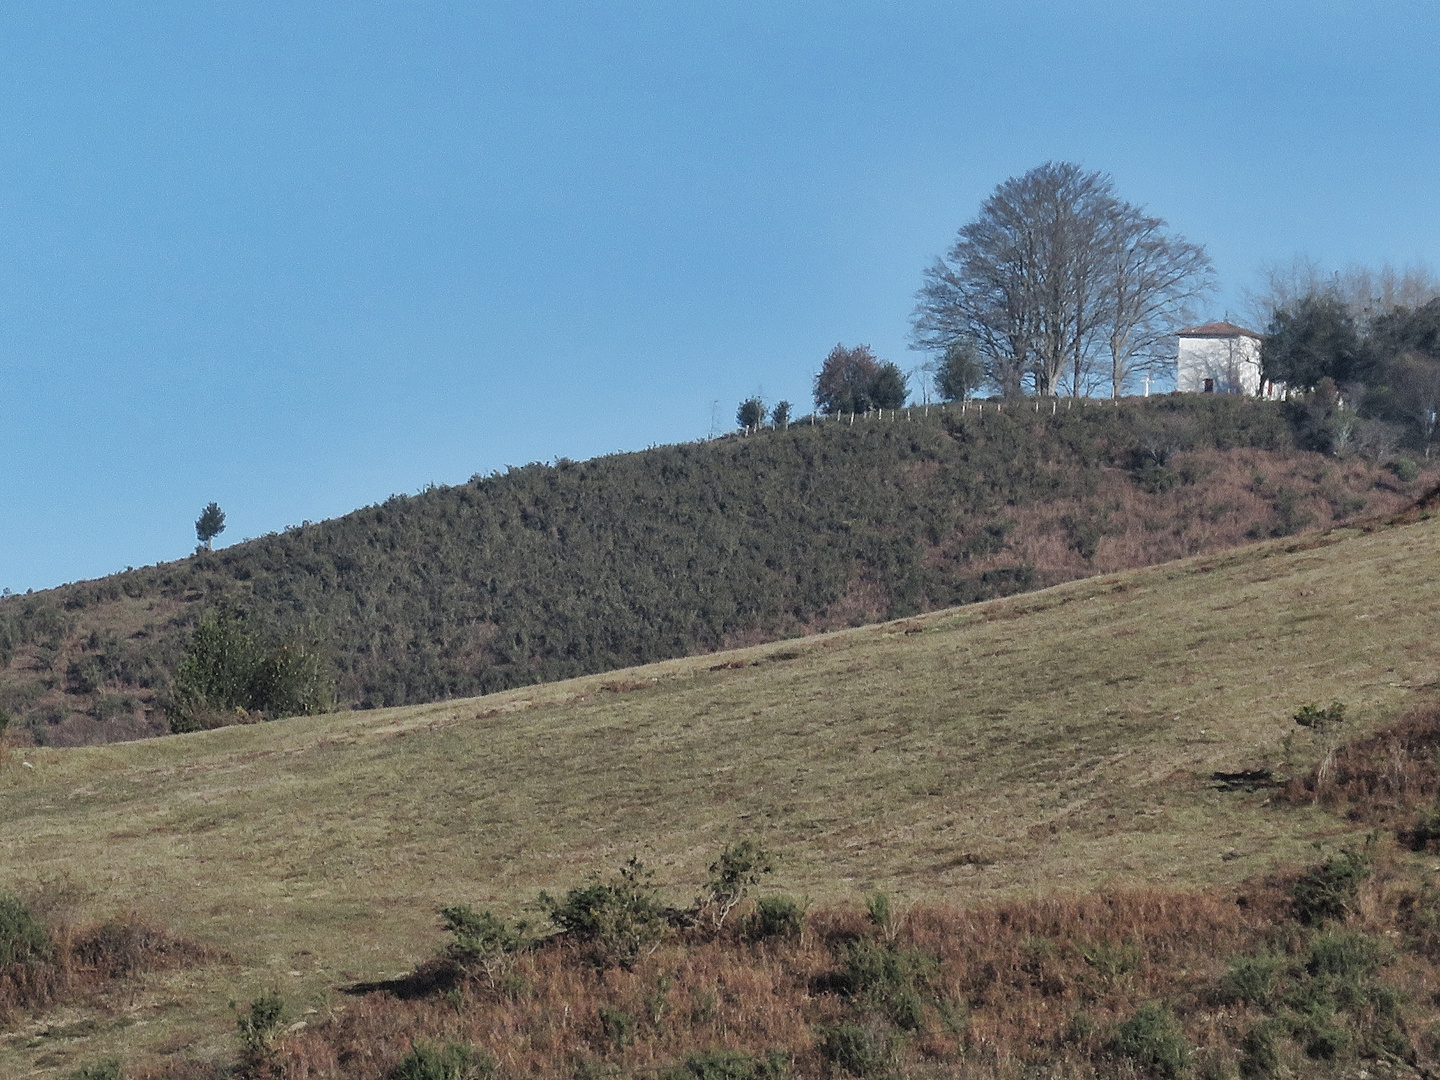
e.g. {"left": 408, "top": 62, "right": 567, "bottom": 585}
{"left": 195, "top": 502, "right": 226, "bottom": 551}
{"left": 736, "top": 397, "right": 766, "bottom": 430}
{"left": 771, "top": 400, "right": 791, "bottom": 428}
{"left": 934, "top": 340, "right": 982, "bottom": 402}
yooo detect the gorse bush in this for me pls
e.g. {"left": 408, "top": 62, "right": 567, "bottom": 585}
{"left": 0, "top": 894, "right": 52, "bottom": 967}
{"left": 66, "top": 1059, "right": 123, "bottom": 1080}
{"left": 836, "top": 939, "right": 937, "bottom": 1032}
{"left": 1293, "top": 699, "right": 1347, "bottom": 734}
{"left": 1113, "top": 1003, "right": 1191, "bottom": 1079}
{"left": 817, "top": 1020, "right": 890, "bottom": 1079}
{"left": 1391, "top": 457, "right": 1420, "bottom": 482}
{"left": 749, "top": 895, "right": 804, "bottom": 941}
{"left": 236, "top": 989, "right": 287, "bottom": 1064}
{"left": 169, "top": 609, "right": 332, "bottom": 733}
{"left": 1239, "top": 1021, "right": 1281, "bottom": 1079}
{"left": 1306, "top": 931, "right": 1389, "bottom": 979}
{"left": 1291, "top": 849, "right": 1371, "bottom": 925}
{"left": 538, "top": 857, "right": 669, "bottom": 969}
{"left": 700, "top": 840, "right": 773, "bottom": 929}
{"left": 1220, "top": 953, "right": 1279, "bottom": 1006}
{"left": 394, "top": 1041, "right": 495, "bottom": 1080}
{"left": 440, "top": 905, "right": 534, "bottom": 987}
{"left": 664, "top": 1048, "right": 788, "bottom": 1080}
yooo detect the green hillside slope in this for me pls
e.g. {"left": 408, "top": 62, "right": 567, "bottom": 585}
{"left": 0, "top": 396, "right": 1426, "bottom": 748}
{"left": 1, "top": 507, "right": 1438, "bottom": 1074}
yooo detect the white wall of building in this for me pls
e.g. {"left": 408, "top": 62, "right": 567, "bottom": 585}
{"left": 1177, "top": 335, "right": 1264, "bottom": 396}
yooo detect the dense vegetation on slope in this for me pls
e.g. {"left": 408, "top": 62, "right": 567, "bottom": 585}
{"left": 0, "top": 395, "right": 1426, "bottom": 746}
{"left": 3, "top": 508, "right": 1440, "bottom": 1075}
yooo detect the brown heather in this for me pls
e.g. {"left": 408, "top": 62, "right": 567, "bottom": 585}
{"left": 249, "top": 870, "right": 1440, "bottom": 1080}
{"left": 1283, "top": 704, "right": 1440, "bottom": 825}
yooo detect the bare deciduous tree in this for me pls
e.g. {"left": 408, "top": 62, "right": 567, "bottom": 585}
{"left": 913, "top": 162, "right": 1212, "bottom": 398}
{"left": 1098, "top": 204, "right": 1214, "bottom": 399}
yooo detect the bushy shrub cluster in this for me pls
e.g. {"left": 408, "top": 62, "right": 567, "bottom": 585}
{"left": 168, "top": 609, "right": 333, "bottom": 733}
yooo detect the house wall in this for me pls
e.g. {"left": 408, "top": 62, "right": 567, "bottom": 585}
{"left": 1177, "top": 335, "right": 1264, "bottom": 395}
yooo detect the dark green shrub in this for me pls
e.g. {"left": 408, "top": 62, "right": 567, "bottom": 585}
{"left": 700, "top": 839, "right": 773, "bottom": 929}
{"left": 440, "top": 905, "right": 533, "bottom": 987}
{"left": 1391, "top": 457, "right": 1420, "bottom": 482}
{"left": 737, "top": 398, "right": 766, "bottom": 430}
{"left": 817, "top": 1020, "right": 889, "bottom": 1078}
{"left": 1291, "top": 850, "right": 1370, "bottom": 925}
{"left": 1306, "top": 931, "right": 1388, "bottom": 978}
{"left": 1194, "top": 1048, "right": 1234, "bottom": 1080}
{"left": 1065, "top": 1010, "right": 1095, "bottom": 1045}
{"left": 1271, "top": 487, "right": 1314, "bottom": 536}
{"left": 1080, "top": 938, "right": 1140, "bottom": 979}
{"left": 668, "top": 1048, "right": 788, "bottom": 1080}
{"left": 66, "top": 1059, "right": 123, "bottom": 1080}
{"left": 865, "top": 892, "right": 891, "bottom": 933}
{"left": 1403, "top": 806, "right": 1440, "bottom": 851}
{"left": 1113, "top": 1003, "right": 1191, "bottom": 1079}
{"left": 236, "top": 989, "right": 286, "bottom": 1062}
{"left": 0, "top": 893, "right": 52, "bottom": 967}
{"left": 1238, "top": 1022, "right": 1280, "bottom": 1079}
{"left": 749, "top": 895, "right": 804, "bottom": 941}
{"left": 1219, "top": 954, "right": 1279, "bottom": 1006}
{"left": 1135, "top": 461, "right": 1181, "bottom": 494}
{"left": 538, "top": 857, "right": 668, "bottom": 969}
{"left": 597, "top": 1006, "right": 634, "bottom": 1051}
{"left": 1293, "top": 700, "right": 1347, "bottom": 733}
{"left": 169, "top": 610, "right": 332, "bottom": 733}
{"left": 1294, "top": 1012, "right": 1348, "bottom": 1061}
{"left": 885, "top": 987, "right": 926, "bottom": 1032}
{"left": 837, "top": 939, "right": 937, "bottom": 1030}
{"left": 394, "top": 1041, "right": 495, "bottom": 1080}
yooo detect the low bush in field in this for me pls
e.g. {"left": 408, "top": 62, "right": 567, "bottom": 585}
{"left": 67, "top": 1060, "right": 123, "bottom": 1080}
{"left": 749, "top": 896, "right": 804, "bottom": 942}
{"left": 537, "top": 857, "right": 671, "bottom": 970}
{"left": 0, "top": 896, "right": 212, "bottom": 1023}
{"left": 1112, "top": 1003, "right": 1190, "bottom": 1079}
{"left": 393, "top": 1041, "right": 494, "bottom": 1080}
{"left": 1290, "top": 849, "right": 1371, "bottom": 925}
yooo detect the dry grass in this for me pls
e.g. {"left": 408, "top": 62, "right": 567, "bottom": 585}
{"left": 2, "top": 511, "right": 1440, "bottom": 1074}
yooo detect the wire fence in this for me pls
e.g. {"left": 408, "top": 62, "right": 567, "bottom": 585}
{"left": 723, "top": 390, "right": 1235, "bottom": 437}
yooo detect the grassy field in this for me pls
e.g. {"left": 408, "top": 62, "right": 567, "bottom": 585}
{"left": 2, "top": 507, "right": 1439, "bottom": 1076}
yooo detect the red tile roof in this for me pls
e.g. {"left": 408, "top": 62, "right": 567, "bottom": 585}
{"left": 1176, "top": 321, "right": 1262, "bottom": 339}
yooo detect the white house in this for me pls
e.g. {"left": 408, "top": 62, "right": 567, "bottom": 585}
{"left": 1176, "top": 321, "right": 1279, "bottom": 397}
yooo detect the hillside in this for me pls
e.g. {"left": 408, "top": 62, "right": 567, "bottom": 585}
{"left": 1, "top": 505, "right": 1439, "bottom": 1075}
{"left": 0, "top": 396, "right": 1427, "bottom": 748}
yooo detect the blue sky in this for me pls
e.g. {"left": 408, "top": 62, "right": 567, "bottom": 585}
{"left": 4, "top": 1, "right": 1439, "bottom": 592}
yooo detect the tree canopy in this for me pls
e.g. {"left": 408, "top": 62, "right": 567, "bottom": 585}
{"left": 736, "top": 397, "right": 766, "bottom": 430}
{"left": 195, "top": 503, "right": 226, "bottom": 550}
{"left": 913, "top": 161, "right": 1211, "bottom": 398}
{"left": 1260, "top": 294, "right": 1365, "bottom": 391}
{"left": 813, "top": 344, "right": 908, "bottom": 414}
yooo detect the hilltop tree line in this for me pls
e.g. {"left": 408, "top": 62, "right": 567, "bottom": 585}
{"left": 733, "top": 164, "right": 1435, "bottom": 464}
{"left": 1255, "top": 262, "right": 1440, "bottom": 456}
{"left": 739, "top": 160, "right": 1210, "bottom": 425}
